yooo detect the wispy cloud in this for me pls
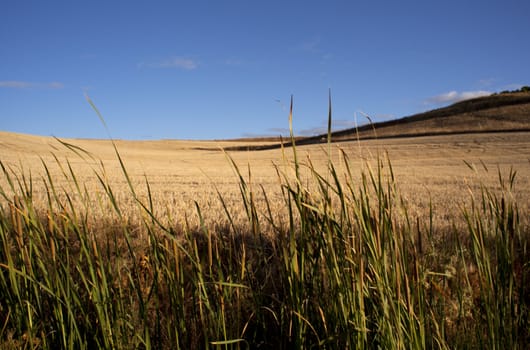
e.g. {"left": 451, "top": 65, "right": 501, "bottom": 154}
{"left": 224, "top": 58, "right": 244, "bottom": 66}
{"left": 47, "top": 82, "right": 64, "bottom": 89}
{"left": 294, "top": 36, "right": 334, "bottom": 61}
{"left": 0, "top": 81, "right": 33, "bottom": 88}
{"left": 158, "top": 58, "right": 198, "bottom": 70}
{"left": 140, "top": 57, "right": 199, "bottom": 70}
{"left": 424, "top": 90, "right": 492, "bottom": 106}
{"left": 0, "top": 81, "right": 64, "bottom": 89}
{"left": 296, "top": 36, "right": 321, "bottom": 53}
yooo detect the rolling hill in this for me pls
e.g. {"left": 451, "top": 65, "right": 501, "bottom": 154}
{"left": 225, "top": 90, "right": 530, "bottom": 150}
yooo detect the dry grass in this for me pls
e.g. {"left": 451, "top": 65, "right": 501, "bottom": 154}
{"left": 1, "top": 130, "right": 528, "bottom": 233}
{"left": 1, "top": 125, "right": 529, "bottom": 348}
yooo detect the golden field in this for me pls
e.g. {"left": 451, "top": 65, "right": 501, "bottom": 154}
{"left": 1, "top": 126, "right": 529, "bottom": 348}
{"left": 1, "top": 130, "right": 528, "bottom": 232}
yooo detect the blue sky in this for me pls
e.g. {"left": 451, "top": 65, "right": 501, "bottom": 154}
{"left": 1, "top": 1, "right": 529, "bottom": 140}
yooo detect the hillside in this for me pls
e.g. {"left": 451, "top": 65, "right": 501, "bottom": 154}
{"left": 331, "top": 91, "right": 530, "bottom": 141}
{"left": 226, "top": 91, "right": 530, "bottom": 150}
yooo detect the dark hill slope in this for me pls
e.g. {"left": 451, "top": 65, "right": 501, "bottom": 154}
{"left": 331, "top": 91, "right": 530, "bottom": 141}
{"left": 225, "top": 92, "right": 530, "bottom": 151}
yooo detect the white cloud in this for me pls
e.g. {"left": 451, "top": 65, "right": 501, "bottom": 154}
{"left": 161, "top": 58, "right": 198, "bottom": 70}
{"left": 459, "top": 90, "right": 492, "bottom": 100}
{"left": 0, "top": 81, "right": 34, "bottom": 88}
{"left": 0, "top": 80, "right": 64, "bottom": 89}
{"left": 425, "top": 90, "right": 492, "bottom": 106}
{"left": 48, "top": 82, "right": 64, "bottom": 89}
{"left": 144, "top": 57, "right": 199, "bottom": 70}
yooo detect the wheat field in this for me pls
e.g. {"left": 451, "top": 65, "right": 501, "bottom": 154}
{"left": 1, "top": 129, "right": 529, "bottom": 348}
{"left": 1, "top": 130, "right": 528, "bottom": 231}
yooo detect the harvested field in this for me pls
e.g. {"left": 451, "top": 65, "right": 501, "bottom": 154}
{"left": 1, "top": 130, "right": 528, "bottom": 231}
{"left": 1, "top": 128, "right": 529, "bottom": 348}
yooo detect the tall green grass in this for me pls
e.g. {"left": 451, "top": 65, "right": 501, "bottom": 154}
{"left": 0, "top": 96, "right": 528, "bottom": 349}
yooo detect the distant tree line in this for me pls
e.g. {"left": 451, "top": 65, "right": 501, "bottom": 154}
{"left": 495, "top": 86, "right": 530, "bottom": 95}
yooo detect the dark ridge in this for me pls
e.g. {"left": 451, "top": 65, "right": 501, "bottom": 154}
{"left": 338, "top": 92, "right": 530, "bottom": 132}
{"left": 219, "top": 91, "right": 530, "bottom": 152}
